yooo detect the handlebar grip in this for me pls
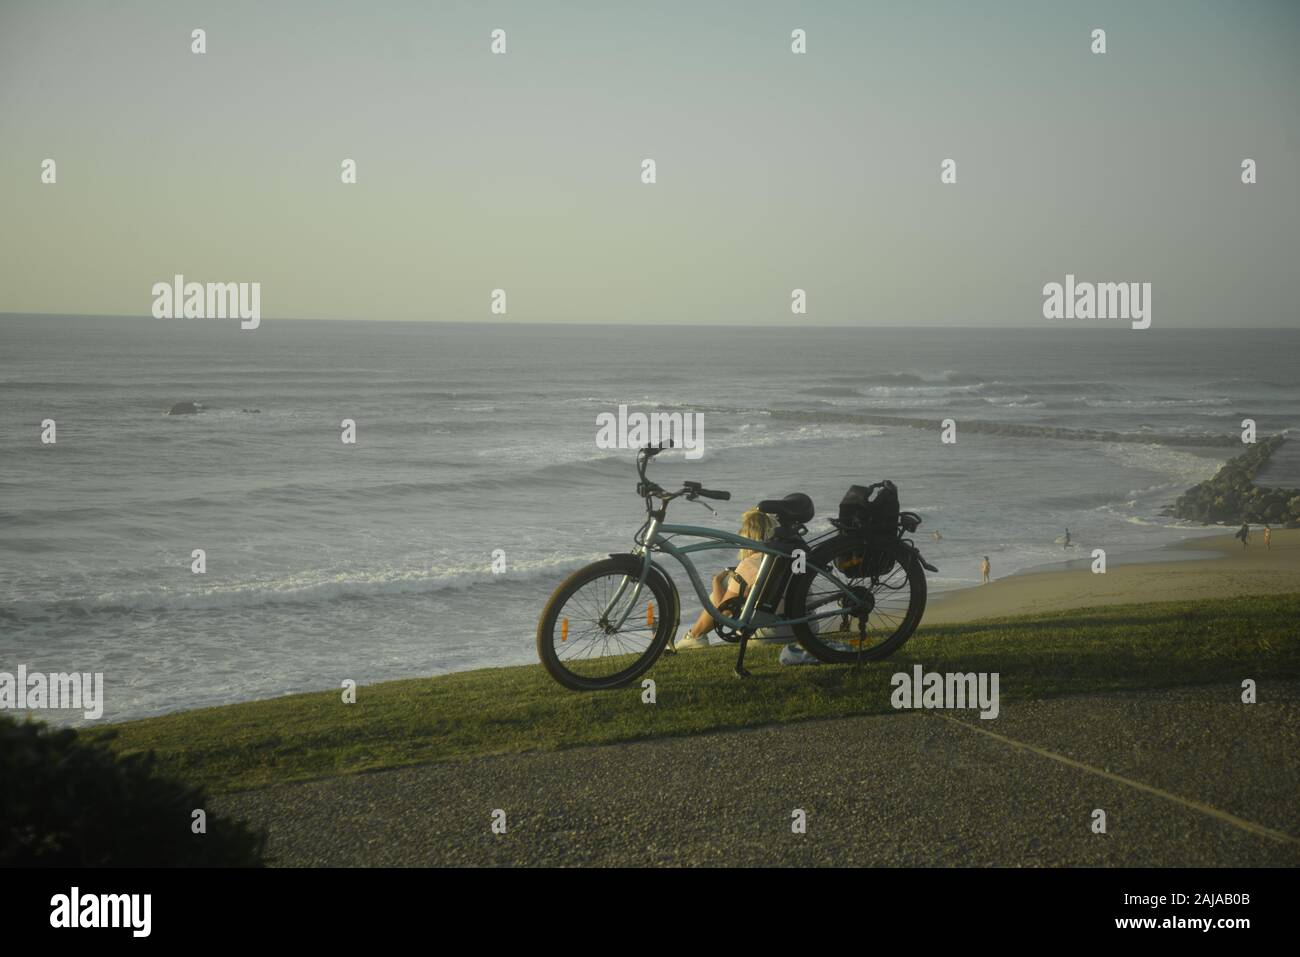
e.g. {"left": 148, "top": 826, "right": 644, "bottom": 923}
{"left": 700, "top": 488, "right": 730, "bottom": 501}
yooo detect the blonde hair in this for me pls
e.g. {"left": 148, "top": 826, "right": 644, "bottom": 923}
{"left": 738, "top": 508, "right": 776, "bottom": 561}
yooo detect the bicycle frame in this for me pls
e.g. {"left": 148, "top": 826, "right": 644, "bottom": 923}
{"left": 601, "top": 513, "right": 860, "bottom": 635}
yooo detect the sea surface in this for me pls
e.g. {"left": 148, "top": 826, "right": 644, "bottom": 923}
{"left": 2, "top": 317, "right": 1297, "bottom": 724}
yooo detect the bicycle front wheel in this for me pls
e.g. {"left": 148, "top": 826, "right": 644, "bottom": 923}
{"left": 785, "top": 536, "right": 927, "bottom": 664}
{"left": 537, "top": 556, "right": 677, "bottom": 691}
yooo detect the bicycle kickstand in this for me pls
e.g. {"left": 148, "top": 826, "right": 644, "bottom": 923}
{"left": 734, "top": 634, "right": 752, "bottom": 680}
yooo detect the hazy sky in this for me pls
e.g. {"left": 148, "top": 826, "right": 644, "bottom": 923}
{"left": 2, "top": 0, "right": 1297, "bottom": 326}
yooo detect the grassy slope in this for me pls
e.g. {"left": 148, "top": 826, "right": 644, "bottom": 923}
{"left": 87, "top": 594, "right": 1300, "bottom": 794}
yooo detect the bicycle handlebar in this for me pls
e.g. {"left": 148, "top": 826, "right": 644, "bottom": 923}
{"left": 638, "top": 451, "right": 731, "bottom": 509}
{"left": 640, "top": 483, "right": 731, "bottom": 503}
{"left": 682, "top": 480, "right": 730, "bottom": 502}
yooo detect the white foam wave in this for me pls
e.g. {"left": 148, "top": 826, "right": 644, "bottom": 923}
{"left": 4, "top": 553, "right": 605, "bottom": 618}
{"left": 1099, "top": 443, "right": 1224, "bottom": 487}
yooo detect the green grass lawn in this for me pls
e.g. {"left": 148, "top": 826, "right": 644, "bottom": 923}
{"left": 85, "top": 594, "right": 1300, "bottom": 794}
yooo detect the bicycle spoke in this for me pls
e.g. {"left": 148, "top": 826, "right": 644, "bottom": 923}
{"left": 550, "top": 570, "right": 661, "bottom": 677}
{"left": 798, "top": 542, "right": 922, "bottom": 654}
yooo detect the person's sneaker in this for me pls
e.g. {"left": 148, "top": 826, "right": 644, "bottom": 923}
{"left": 779, "top": 642, "right": 820, "bottom": 666}
{"left": 673, "top": 630, "right": 711, "bottom": 651}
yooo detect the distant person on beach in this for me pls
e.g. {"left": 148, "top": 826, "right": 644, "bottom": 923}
{"left": 1235, "top": 523, "right": 1250, "bottom": 549}
{"left": 1063, "top": 528, "right": 1071, "bottom": 548}
{"left": 980, "top": 555, "right": 991, "bottom": 583}
{"left": 932, "top": 530, "right": 942, "bottom": 542}
{"left": 1264, "top": 524, "right": 1272, "bottom": 550}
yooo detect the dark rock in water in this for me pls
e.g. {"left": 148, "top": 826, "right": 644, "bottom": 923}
{"left": 167, "top": 401, "right": 201, "bottom": 416}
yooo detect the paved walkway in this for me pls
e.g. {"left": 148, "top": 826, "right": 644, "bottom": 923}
{"left": 215, "top": 682, "right": 1300, "bottom": 866}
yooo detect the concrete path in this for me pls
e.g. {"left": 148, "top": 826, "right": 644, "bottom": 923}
{"left": 215, "top": 681, "right": 1300, "bottom": 867}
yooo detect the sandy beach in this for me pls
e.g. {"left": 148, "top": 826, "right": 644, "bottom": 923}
{"left": 925, "top": 528, "right": 1300, "bottom": 625}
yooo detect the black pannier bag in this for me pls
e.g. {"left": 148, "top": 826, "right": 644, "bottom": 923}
{"left": 838, "top": 481, "right": 900, "bottom": 532}
{"left": 836, "top": 481, "right": 901, "bottom": 578}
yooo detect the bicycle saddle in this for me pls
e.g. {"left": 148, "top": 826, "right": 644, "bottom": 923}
{"left": 758, "top": 493, "right": 814, "bottom": 524}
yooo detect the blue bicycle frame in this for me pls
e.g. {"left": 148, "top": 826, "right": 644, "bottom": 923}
{"left": 601, "top": 514, "right": 859, "bottom": 635}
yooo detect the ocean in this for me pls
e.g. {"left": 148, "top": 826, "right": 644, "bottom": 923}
{"left": 2, "top": 316, "right": 1297, "bottom": 724}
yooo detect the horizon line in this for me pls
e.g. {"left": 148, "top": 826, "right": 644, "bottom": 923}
{"left": 1, "top": 312, "right": 1296, "bottom": 332}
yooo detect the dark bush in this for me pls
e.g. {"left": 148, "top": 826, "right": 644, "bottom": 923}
{"left": 1, "top": 715, "right": 266, "bottom": 866}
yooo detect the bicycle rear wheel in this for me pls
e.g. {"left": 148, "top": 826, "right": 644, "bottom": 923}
{"left": 537, "top": 556, "right": 677, "bottom": 691}
{"left": 785, "top": 536, "right": 926, "bottom": 664}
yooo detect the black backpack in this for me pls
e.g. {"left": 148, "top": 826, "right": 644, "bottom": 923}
{"left": 835, "top": 481, "right": 903, "bottom": 578}
{"left": 838, "top": 481, "right": 900, "bottom": 533}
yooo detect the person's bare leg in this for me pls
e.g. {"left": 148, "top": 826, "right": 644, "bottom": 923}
{"left": 685, "top": 571, "right": 729, "bottom": 640}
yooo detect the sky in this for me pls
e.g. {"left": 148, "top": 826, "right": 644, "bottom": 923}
{"left": 1, "top": 0, "right": 1298, "bottom": 326}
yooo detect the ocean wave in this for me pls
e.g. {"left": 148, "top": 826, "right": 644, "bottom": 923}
{"left": 773, "top": 398, "right": 836, "bottom": 409}
{"left": 1010, "top": 381, "right": 1118, "bottom": 395}
{"left": 1116, "top": 515, "right": 1215, "bottom": 529}
{"left": 1082, "top": 396, "right": 1231, "bottom": 408}
{"left": 751, "top": 406, "right": 1242, "bottom": 447}
{"left": 972, "top": 383, "right": 1030, "bottom": 397}
{"left": 0, "top": 554, "right": 605, "bottom": 621}
{"left": 799, "top": 386, "right": 860, "bottom": 397}
{"left": 861, "top": 373, "right": 925, "bottom": 385}
{"left": 1098, "top": 443, "right": 1225, "bottom": 486}
{"left": 818, "top": 373, "right": 926, "bottom": 386}
{"left": 1037, "top": 489, "right": 1136, "bottom": 510}
{"left": 853, "top": 396, "right": 964, "bottom": 408}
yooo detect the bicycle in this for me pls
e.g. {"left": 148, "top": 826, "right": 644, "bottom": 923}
{"left": 536, "top": 444, "right": 938, "bottom": 690}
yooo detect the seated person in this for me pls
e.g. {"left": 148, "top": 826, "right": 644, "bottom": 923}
{"left": 674, "top": 507, "right": 818, "bottom": 665}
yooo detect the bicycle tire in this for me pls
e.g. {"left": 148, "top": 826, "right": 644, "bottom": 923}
{"left": 785, "top": 536, "right": 927, "bottom": 664}
{"left": 537, "top": 556, "right": 677, "bottom": 691}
